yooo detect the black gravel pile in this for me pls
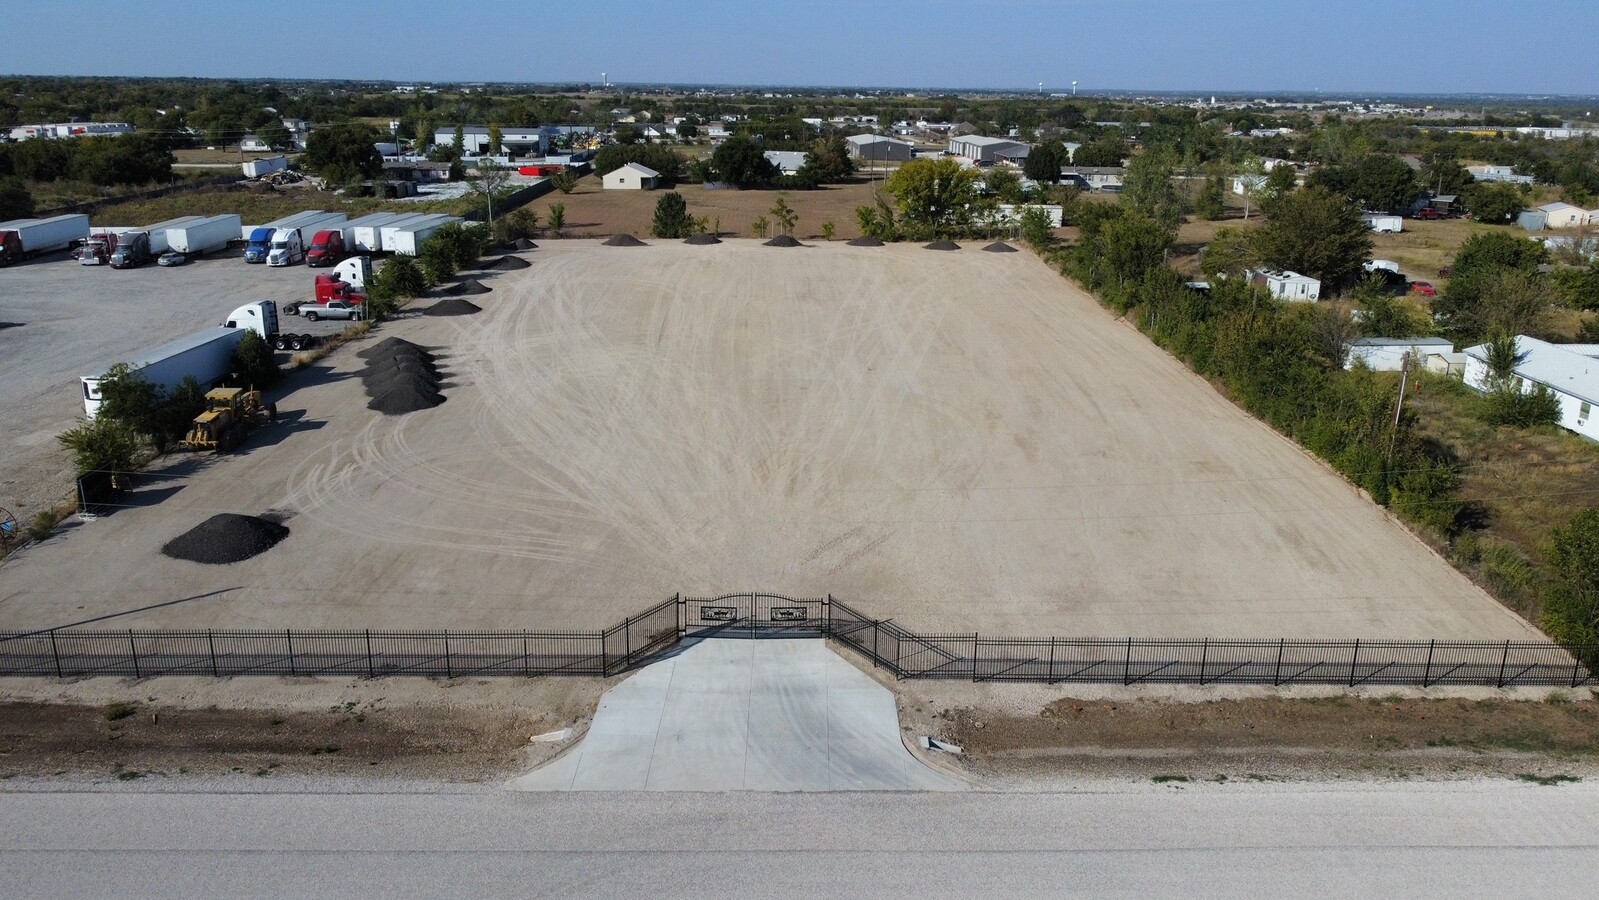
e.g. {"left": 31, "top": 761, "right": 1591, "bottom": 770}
{"left": 362, "top": 341, "right": 445, "bottom": 415}
{"left": 763, "top": 235, "right": 803, "bottom": 247}
{"left": 162, "top": 514, "right": 289, "bottom": 564}
{"left": 512, "top": 238, "right": 537, "bottom": 251}
{"left": 924, "top": 240, "right": 960, "bottom": 251}
{"left": 846, "top": 236, "right": 884, "bottom": 247}
{"left": 487, "top": 255, "right": 531, "bottom": 270}
{"left": 444, "top": 279, "right": 492, "bottom": 296}
{"left": 683, "top": 234, "right": 722, "bottom": 245}
{"left": 424, "top": 297, "right": 483, "bottom": 316}
{"left": 982, "top": 241, "right": 1018, "bottom": 253}
{"left": 603, "top": 234, "right": 647, "bottom": 247}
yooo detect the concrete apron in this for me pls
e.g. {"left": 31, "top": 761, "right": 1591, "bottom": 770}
{"left": 509, "top": 637, "right": 965, "bottom": 792}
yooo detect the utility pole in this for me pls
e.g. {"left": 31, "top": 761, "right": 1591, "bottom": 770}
{"left": 1387, "top": 355, "right": 1411, "bottom": 460}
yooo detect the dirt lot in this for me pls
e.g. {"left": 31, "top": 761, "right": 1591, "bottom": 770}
{"left": 528, "top": 176, "right": 886, "bottom": 239}
{"left": 0, "top": 241, "right": 1542, "bottom": 641}
{"left": 0, "top": 250, "right": 352, "bottom": 522}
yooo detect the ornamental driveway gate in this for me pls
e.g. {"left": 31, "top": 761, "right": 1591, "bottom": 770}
{"left": 680, "top": 593, "right": 830, "bottom": 638}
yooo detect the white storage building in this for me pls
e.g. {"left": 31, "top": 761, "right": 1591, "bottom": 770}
{"left": 1344, "top": 337, "right": 1455, "bottom": 372}
{"left": 602, "top": 162, "right": 660, "bottom": 190}
{"left": 846, "top": 134, "right": 913, "bottom": 162}
{"left": 1462, "top": 336, "right": 1599, "bottom": 441}
{"left": 948, "top": 135, "right": 1030, "bottom": 165}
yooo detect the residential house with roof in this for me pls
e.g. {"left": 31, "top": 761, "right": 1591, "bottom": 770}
{"left": 1462, "top": 337, "right": 1599, "bottom": 441}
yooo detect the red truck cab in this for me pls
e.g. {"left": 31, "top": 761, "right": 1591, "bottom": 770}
{"left": 306, "top": 230, "right": 346, "bottom": 267}
{"left": 314, "top": 273, "right": 367, "bottom": 305}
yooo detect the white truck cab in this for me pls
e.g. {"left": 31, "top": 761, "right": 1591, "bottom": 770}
{"left": 266, "top": 229, "right": 305, "bottom": 266}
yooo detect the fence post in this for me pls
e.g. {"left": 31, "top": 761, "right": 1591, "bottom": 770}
{"left": 1423, "top": 639, "right": 1435, "bottom": 687}
{"left": 625, "top": 616, "right": 632, "bottom": 663}
{"left": 286, "top": 630, "right": 296, "bottom": 677}
{"left": 600, "top": 629, "right": 608, "bottom": 677}
{"left": 825, "top": 594, "right": 833, "bottom": 635}
{"left": 1123, "top": 638, "right": 1132, "bottom": 686}
{"left": 1273, "top": 639, "right": 1284, "bottom": 686}
{"left": 1496, "top": 640, "right": 1510, "bottom": 688}
{"left": 1574, "top": 654, "right": 1585, "bottom": 689}
{"left": 676, "top": 593, "right": 685, "bottom": 636}
{"left": 365, "top": 630, "right": 374, "bottom": 679}
{"left": 1198, "top": 638, "right": 1208, "bottom": 686}
{"left": 1348, "top": 639, "right": 1359, "bottom": 687}
{"left": 444, "top": 630, "right": 452, "bottom": 679}
{"left": 1047, "top": 637, "right": 1057, "bottom": 685}
{"left": 871, "top": 620, "right": 879, "bottom": 669}
{"left": 50, "top": 630, "right": 62, "bottom": 679}
{"left": 522, "top": 631, "right": 531, "bottom": 677}
{"left": 129, "top": 629, "right": 140, "bottom": 680}
{"left": 208, "top": 631, "right": 218, "bottom": 678}
{"left": 972, "top": 633, "right": 979, "bottom": 682}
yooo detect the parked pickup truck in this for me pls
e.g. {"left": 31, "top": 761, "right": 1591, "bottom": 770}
{"left": 294, "top": 299, "right": 364, "bottom": 322}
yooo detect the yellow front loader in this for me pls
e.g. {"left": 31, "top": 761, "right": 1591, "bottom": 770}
{"left": 178, "top": 387, "right": 276, "bottom": 453}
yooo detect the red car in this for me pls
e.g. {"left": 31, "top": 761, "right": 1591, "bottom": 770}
{"left": 1413, "top": 208, "right": 1444, "bottom": 220}
{"left": 1409, "top": 281, "right": 1438, "bottom": 297}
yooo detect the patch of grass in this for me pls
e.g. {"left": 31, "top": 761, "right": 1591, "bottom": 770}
{"left": 115, "top": 770, "right": 144, "bottom": 781}
{"left": 1516, "top": 773, "right": 1581, "bottom": 786}
{"left": 1545, "top": 691, "right": 1572, "bottom": 705}
{"left": 1152, "top": 774, "right": 1191, "bottom": 784}
{"left": 289, "top": 320, "right": 374, "bottom": 370}
{"left": 104, "top": 703, "right": 137, "bottom": 722}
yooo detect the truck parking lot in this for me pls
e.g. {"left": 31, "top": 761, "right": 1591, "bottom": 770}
{"left": 0, "top": 249, "right": 353, "bottom": 518}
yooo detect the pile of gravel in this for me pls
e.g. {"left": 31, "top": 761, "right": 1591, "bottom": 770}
{"left": 444, "top": 279, "right": 492, "bottom": 296}
{"left": 162, "top": 514, "right": 289, "bottom": 564}
{"left": 603, "top": 234, "right": 647, "bottom": 247}
{"left": 512, "top": 238, "right": 537, "bottom": 251}
{"left": 362, "top": 340, "right": 445, "bottom": 415}
{"left": 924, "top": 240, "right": 961, "bottom": 251}
{"left": 763, "top": 235, "right": 803, "bottom": 247}
{"left": 846, "top": 236, "right": 884, "bottom": 247}
{"left": 982, "top": 241, "right": 1018, "bottom": 253}
{"left": 487, "top": 255, "right": 531, "bottom": 270}
{"left": 424, "top": 297, "right": 483, "bottom": 316}
{"left": 683, "top": 234, "right": 722, "bottom": 245}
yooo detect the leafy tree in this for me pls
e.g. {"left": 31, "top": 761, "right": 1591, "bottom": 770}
{"left": 1018, "top": 206, "right": 1054, "bottom": 250}
{"left": 1421, "top": 156, "right": 1474, "bottom": 197}
{"left": 1023, "top": 141, "right": 1068, "bottom": 183}
{"left": 369, "top": 254, "right": 428, "bottom": 306}
{"left": 751, "top": 215, "right": 770, "bottom": 238}
{"left": 1252, "top": 185, "right": 1373, "bottom": 291}
{"left": 651, "top": 191, "right": 693, "bottom": 238}
{"left": 1122, "top": 149, "right": 1184, "bottom": 230}
{"left": 884, "top": 158, "right": 979, "bottom": 238}
{"left": 820, "top": 220, "right": 836, "bottom": 241}
{"left": 1437, "top": 268, "right": 1552, "bottom": 343}
{"left": 798, "top": 135, "right": 854, "bottom": 184}
{"left": 467, "top": 157, "right": 513, "bottom": 225}
{"left": 488, "top": 122, "right": 503, "bottom": 155}
{"left": 68, "top": 133, "right": 174, "bottom": 186}
{"left": 1072, "top": 139, "right": 1124, "bottom": 168}
{"left": 984, "top": 167, "right": 1025, "bottom": 204}
{"left": 303, "top": 122, "right": 384, "bottom": 184}
{"left": 547, "top": 203, "right": 566, "bottom": 236}
{"left": 426, "top": 221, "right": 490, "bottom": 269}
{"left": 769, "top": 194, "right": 798, "bottom": 235}
{"left": 709, "top": 136, "right": 779, "bottom": 187}
{"left": 550, "top": 168, "right": 580, "bottom": 194}
{"left": 1195, "top": 173, "right": 1226, "bottom": 221}
{"left": 0, "top": 177, "right": 33, "bottom": 219}
{"left": 417, "top": 237, "right": 457, "bottom": 284}
{"left": 592, "top": 143, "right": 684, "bottom": 181}
{"left": 1259, "top": 163, "right": 1298, "bottom": 210}
{"left": 1098, "top": 211, "right": 1176, "bottom": 295}
{"left": 1351, "top": 154, "right": 1421, "bottom": 212}
{"left": 233, "top": 331, "right": 280, "bottom": 389}
{"left": 1200, "top": 227, "right": 1258, "bottom": 281}
{"left": 1463, "top": 182, "right": 1525, "bottom": 223}
{"left": 1541, "top": 508, "right": 1599, "bottom": 659}
{"left": 57, "top": 417, "right": 141, "bottom": 476}
{"left": 498, "top": 208, "right": 539, "bottom": 243}
{"left": 856, "top": 192, "right": 902, "bottom": 241}
{"left": 415, "top": 118, "right": 432, "bottom": 151}
{"left": 95, "top": 364, "right": 164, "bottom": 439}
{"left": 255, "top": 121, "right": 291, "bottom": 151}
{"left": 1451, "top": 231, "right": 1547, "bottom": 279}
{"left": 151, "top": 377, "right": 206, "bottom": 450}
{"left": 1356, "top": 286, "right": 1425, "bottom": 338}
{"left": 453, "top": 123, "right": 465, "bottom": 154}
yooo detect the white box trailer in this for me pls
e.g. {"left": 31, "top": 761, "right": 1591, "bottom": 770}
{"left": 80, "top": 302, "right": 282, "bottom": 417}
{"left": 0, "top": 214, "right": 91, "bottom": 259}
{"left": 376, "top": 213, "right": 440, "bottom": 252}
{"left": 344, "top": 213, "right": 406, "bottom": 252}
{"left": 1364, "top": 214, "right": 1403, "bottom": 234}
{"left": 389, "top": 216, "right": 464, "bottom": 256}
{"left": 242, "top": 155, "right": 289, "bottom": 178}
{"left": 166, "top": 214, "right": 242, "bottom": 256}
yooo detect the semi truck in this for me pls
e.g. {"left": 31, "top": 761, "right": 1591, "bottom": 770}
{"left": 108, "top": 231, "right": 159, "bottom": 269}
{"left": 244, "top": 211, "right": 340, "bottom": 263}
{"left": 332, "top": 255, "right": 372, "bottom": 289}
{"left": 267, "top": 212, "right": 346, "bottom": 266}
{"left": 166, "top": 214, "right": 241, "bottom": 256}
{"left": 0, "top": 214, "right": 92, "bottom": 266}
{"left": 305, "top": 229, "right": 347, "bottom": 267}
{"left": 80, "top": 301, "right": 318, "bottom": 417}
{"left": 283, "top": 273, "right": 368, "bottom": 317}
{"left": 349, "top": 213, "right": 408, "bottom": 253}
{"left": 389, "top": 215, "right": 463, "bottom": 256}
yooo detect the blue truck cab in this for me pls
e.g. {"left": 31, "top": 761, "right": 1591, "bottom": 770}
{"left": 243, "top": 226, "right": 275, "bottom": 263}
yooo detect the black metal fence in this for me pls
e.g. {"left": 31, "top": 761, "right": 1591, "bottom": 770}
{"left": 1, "top": 593, "right": 1592, "bottom": 687}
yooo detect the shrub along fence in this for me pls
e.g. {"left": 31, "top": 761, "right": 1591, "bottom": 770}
{"left": 0, "top": 594, "right": 1591, "bottom": 687}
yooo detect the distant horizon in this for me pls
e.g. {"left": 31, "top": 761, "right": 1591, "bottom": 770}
{"left": 6, "top": 1, "right": 1595, "bottom": 98}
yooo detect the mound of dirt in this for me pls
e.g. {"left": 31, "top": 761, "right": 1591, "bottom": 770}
{"left": 763, "top": 235, "right": 803, "bottom": 247}
{"left": 161, "top": 514, "right": 289, "bottom": 565}
{"left": 924, "top": 240, "right": 961, "bottom": 251}
{"left": 512, "top": 238, "right": 537, "bottom": 251}
{"left": 846, "top": 236, "right": 884, "bottom": 247}
{"left": 357, "top": 337, "right": 431, "bottom": 360}
{"left": 982, "top": 241, "right": 1018, "bottom": 253}
{"left": 444, "top": 279, "right": 492, "bottom": 296}
{"left": 359, "top": 359, "right": 438, "bottom": 383}
{"left": 683, "top": 234, "right": 722, "bottom": 245}
{"left": 367, "top": 379, "right": 445, "bottom": 415}
{"left": 487, "top": 255, "right": 531, "bottom": 270}
{"left": 424, "top": 297, "right": 483, "bottom": 316}
{"left": 603, "top": 234, "right": 647, "bottom": 247}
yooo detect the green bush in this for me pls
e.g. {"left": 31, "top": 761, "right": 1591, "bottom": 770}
{"left": 1484, "top": 385, "right": 1563, "bottom": 429}
{"left": 651, "top": 192, "right": 692, "bottom": 239}
{"left": 233, "top": 331, "right": 281, "bottom": 390}
{"left": 1541, "top": 508, "right": 1599, "bottom": 666}
{"left": 57, "top": 416, "right": 141, "bottom": 475}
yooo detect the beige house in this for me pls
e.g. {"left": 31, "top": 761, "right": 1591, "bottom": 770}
{"left": 602, "top": 162, "right": 660, "bottom": 191}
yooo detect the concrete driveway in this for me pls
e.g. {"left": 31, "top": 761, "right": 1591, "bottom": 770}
{"left": 510, "top": 638, "right": 963, "bottom": 792}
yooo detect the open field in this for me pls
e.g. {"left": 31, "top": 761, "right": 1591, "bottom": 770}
{"left": 85, "top": 183, "right": 472, "bottom": 226}
{"left": 0, "top": 241, "right": 1543, "bottom": 640}
{"left": 528, "top": 177, "right": 886, "bottom": 239}
{"left": 0, "top": 250, "right": 364, "bottom": 521}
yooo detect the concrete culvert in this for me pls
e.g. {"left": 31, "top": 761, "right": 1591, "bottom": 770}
{"left": 424, "top": 298, "right": 484, "bottom": 316}
{"left": 846, "top": 236, "right": 885, "bottom": 247}
{"left": 487, "top": 255, "right": 531, "bottom": 270}
{"left": 763, "top": 235, "right": 803, "bottom": 247}
{"left": 602, "top": 234, "right": 647, "bottom": 247}
{"left": 923, "top": 240, "right": 960, "bottom": 251}
{"left": 444, "top": 279, "right": 492, "bottom": 296}
{"left": 683, "top": 234, "right": 722, "bottom": 245}
{"left": 982, "top": 241, "right": 1018, "bottom": 253}
{"left": 161, "top": 514, "right": 289, "bottom": 565}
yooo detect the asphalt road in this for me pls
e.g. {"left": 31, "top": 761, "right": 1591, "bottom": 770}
{"left": 1, "top": 781, "right": 1595, "bottom": 898}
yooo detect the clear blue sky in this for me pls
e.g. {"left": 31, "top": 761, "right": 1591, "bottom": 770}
{"left": 6, "top": 0, "right": 1595, "bottom": 96}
